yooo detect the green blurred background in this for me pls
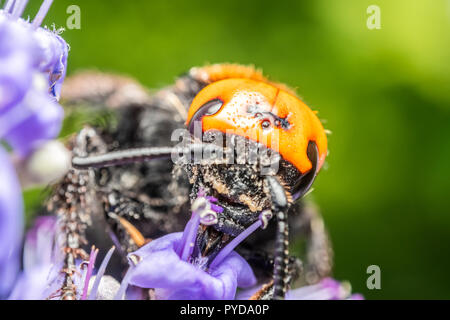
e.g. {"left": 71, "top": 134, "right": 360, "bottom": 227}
{"left": 23, "top": 0, "right": 450, "bottom": 299}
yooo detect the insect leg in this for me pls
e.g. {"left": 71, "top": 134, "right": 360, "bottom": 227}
{"left": 47, "top": 126, "right": 107, "bottom": 300}
{"left": 265, "top": 175, "right": 291, "bottom": 300}
{"left": 101, "top": 190, "right": 185, "bottom": 255}
{"left": 249, "top": 255, "right": 303, "bottom": 300}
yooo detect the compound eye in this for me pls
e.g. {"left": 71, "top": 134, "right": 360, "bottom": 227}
{"left": 203, "top": 99, "right": 223, "bottom": 116}
{"left": 188, "top": 99, "right": 223, "bottom": 133}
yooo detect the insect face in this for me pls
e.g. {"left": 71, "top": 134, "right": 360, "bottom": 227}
{"left": 186, "top": 78, "right": 328, "bottom": 174}
{"left": 70, "top": 64, "right": 330, "bottom": 299}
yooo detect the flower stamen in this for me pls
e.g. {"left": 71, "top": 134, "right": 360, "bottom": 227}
{"left": 209, "top": 211, "right": 272, "bottom": 269}
{"left": 88, "top": 246, "right": 115, "bottom": 300}
{"left": 11, "top": 0, "right": 28, "bottom": 19}
{"left": 199, "top": 208, "right": 218, "bottom": 226}
{"left": 179, "top": 212, "right": 201, "bottom": 262}
{"left": 32, "top": 0, "right": 54, "bottom": 29}
{"left": 177, "top": 193, "right": 223, "bottom": 261}
{"left": 113, "top": 265, "right": 134, "bottom": 300}
{"left": 81, "top": 246, "right": 98, "bottom": 300}
{"left": 4, "top": 0, "right": 15, "bottom": 13}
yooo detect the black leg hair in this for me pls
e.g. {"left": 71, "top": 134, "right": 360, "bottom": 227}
{"left": 265, "top": 175, "right": 291, "bottom": 300}
{"left": 248, "top": 255, "right": 303, "bottom": 300}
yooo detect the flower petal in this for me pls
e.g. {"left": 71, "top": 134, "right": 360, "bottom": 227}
{"left": 8, "top": 265, "right": 58, "bottom": 300}
{"left": 1, "top": 84, "right": 63, "bottom": 157}
{"left": 34, "top": 28, "right": 68, "bottom": 100}
{"left": 23, "top": 216, "right": 57, "bottom": 270}
{"left": 0, "top": 17, "right": 36, "bottom": 111}
{"left": 128, "top": 233, "right": 257, "bottom": 300}
{"left": 0, "top": 147, "right": 23, "bottom": 298}
{"left": 210, "top": 251, "right": 257, "bottom": 290}
{"left": 286, "top": 278, "right": 362, "bottom": 300}
{"left": 129, "top": 233, "right": 206, "bottom": 290}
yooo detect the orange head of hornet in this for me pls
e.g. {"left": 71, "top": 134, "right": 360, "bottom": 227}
{"left": 186, "top": 76, "right": 327, "bottom": 199}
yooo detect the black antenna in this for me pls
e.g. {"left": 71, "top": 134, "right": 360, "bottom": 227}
{"left": 72, "top": 143, "right": 225, "bottom": 169}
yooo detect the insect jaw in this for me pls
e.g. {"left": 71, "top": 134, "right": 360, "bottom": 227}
{"left": 192, "top": 194, "right": 275, "bottom": 269}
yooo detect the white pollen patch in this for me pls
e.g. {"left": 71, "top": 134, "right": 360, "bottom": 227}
{"left": 224, "top": 91, "right": 272, "bottom": 128}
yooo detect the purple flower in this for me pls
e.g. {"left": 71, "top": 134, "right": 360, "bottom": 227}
{"left": 119, "top": 195, "right": 258, "bottom": 300}
{"left": 8, "top": 216, "right": 63, "bottom": 300}
{"left": 1, "top": 82, "right": 63, "bottom": 157}
{"left": 0, "top": 147, "right": 23, "bottom": 298}
{"left": 285, "top": 278, "right": 364, "bottom": 300}
{"left": 236, "top": 277, "right": 363, "bottom": 300}
{"left": 9, "top": 216, "right": 118, "bottom": 300}
{"left": 125, "top": 233, "right": 256, "bottom": 300}
{"left": 0, "top": 0, "right": 68, "bottom": 298}
{"left": 123, "top": 193, "right": 362, "bottom": 301}
{"left": 0, "top": 13, "right": 37, "bottom": 112}
{"left": 0, "top": 1, "right": 68, "bottom": 102}
{"left": 0, "top": 0, "right": 68, "bottom": 157}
